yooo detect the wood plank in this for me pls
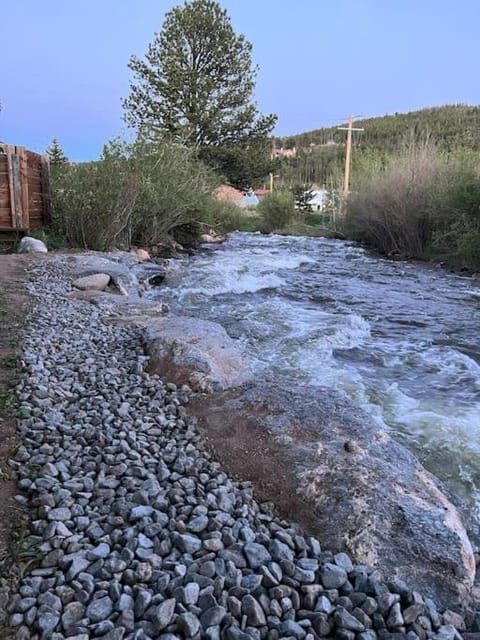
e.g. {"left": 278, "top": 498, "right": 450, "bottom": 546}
{"left": 0, "top": 209, "right": 13, "bottom": 226}
{"left": 11, "top": 154, "right": 24, "bottom": 229}
{"left": 19, "top": 148, "right": 30, "bottom": 228}
{"left": 5, "top": 146, "right": 15, "bottom": 229}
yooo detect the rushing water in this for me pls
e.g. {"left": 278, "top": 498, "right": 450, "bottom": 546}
{"left": 151, "top": 232, "right": 480, "bottom": 511}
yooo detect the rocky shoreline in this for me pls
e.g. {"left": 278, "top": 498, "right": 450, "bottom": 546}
{"left": 3, "top": 253, "right": 480, "bottom": 639}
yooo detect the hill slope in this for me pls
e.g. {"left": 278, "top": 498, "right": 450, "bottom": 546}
{"left": 275, "top": 104, "right": 480, "bottom": 152}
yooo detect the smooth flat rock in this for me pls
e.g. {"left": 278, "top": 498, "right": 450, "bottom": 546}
{"left": 72, "top": 273, "right": 110, "bottom": 291}
{"left": 144, "top": 315, "right": 253, "bottom": 392}
{"left": 189, "top": 380, "right": 476, "bottom": 609}
{"left": 18, "top": 237, "right": 48, "bottom": 254}
{"left": 65, "top": 252, "right": 166, "bottom": 298}
{"left": 66, "top": 254, "right": 139, "bottom": 297}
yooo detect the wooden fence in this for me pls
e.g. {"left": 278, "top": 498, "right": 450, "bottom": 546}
{"left": 0, "top": 144, "right": 49, "bottom": 232}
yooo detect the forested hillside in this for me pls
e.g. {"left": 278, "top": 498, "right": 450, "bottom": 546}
{"left": 273, "top": 105, "right": 480, "bottom": 188}
{"left": 275, "top": 105, "right": 480, "bottom": 152}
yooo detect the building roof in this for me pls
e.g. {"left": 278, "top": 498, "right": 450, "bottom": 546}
{"left": 215, "top": 185, "right": 243, "bottom": 202}
{"left": 254, "top": 189, "right": 270, "bottom": 196}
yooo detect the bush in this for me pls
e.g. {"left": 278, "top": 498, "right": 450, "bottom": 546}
{"left": 49, "top": 141, "right": 138, "bottom": 250}
{"left": 343, "top": 137, "right": 480, "bottom": 269}
{"left": 49, "top": 138, "right": 233, "bottom": 250}
{"left": 344, "top": 138, "right": 445, "bottom": 256}
{"left": 257, "top": 190, "right": 296, "bottom": 232}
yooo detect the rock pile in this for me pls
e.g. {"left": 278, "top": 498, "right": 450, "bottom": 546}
{"left": 6, "top": 258, "right": 478, "bottom": 639}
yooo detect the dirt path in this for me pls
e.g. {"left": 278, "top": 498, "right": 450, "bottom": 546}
{"left": 0, "top": 255, "right": 34, "bottom": 633}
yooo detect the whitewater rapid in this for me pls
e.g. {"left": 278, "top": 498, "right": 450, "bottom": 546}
{"left": 151, "top": 232, "right": 480, "bottom": 512}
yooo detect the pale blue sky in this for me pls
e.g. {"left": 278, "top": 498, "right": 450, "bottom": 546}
{"left": 2, "top": 0, "right": 479, "bottom": 160}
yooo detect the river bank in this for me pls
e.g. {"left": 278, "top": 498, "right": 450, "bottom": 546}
{"left": 0, "top": 250, "right": 479, "bottom": 638}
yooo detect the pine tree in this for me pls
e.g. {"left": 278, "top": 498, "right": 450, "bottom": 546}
{"left": 123, "top": 0, "right": 277, "bottom": 188}
{"left": 46, "top": 139, "right": 68, "bottom": 166}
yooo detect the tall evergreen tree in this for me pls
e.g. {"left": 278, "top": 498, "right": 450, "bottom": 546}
{"left": 123, "top": 0, "right": 277, "bottom": 188}
{"left": 46, "top": 138, "right": 68, "bottom": 166}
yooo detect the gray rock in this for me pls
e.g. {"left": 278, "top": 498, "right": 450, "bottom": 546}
{"left": 279, "top": 619, "right": 307, "bottom": 639}
{"left": 243, "top": 542, "right": 272, "bottom": 570}
{"left": 47, "top": 507, "right": 71, "bottom": 521}
{"left": 321, "top": 563, "right": 348, "bottom": 589}
{"left": 315, "top": 595, "right": 335, "bottom": 614}
{"left": 387, "top": 602, "right": 405, "bottom": 628}
{"left": 130, "top": 505, "right": 154, "bottom": 520}
{"left": 86, "top": 596, "right": 114, "bottom": 623}
{"left": 88, "top": 542, "right": 111, "bottom": 559}
{"left": 334, "top": 552, "right": 354, "bottom": 573}
{"left": 18, "top": 236, "right": 48, "bottom": 254}
{"left": 152, "top": 598, "right": 176, "bottom": 632}
{"left": 72, "top": 273, "right": 111, "bottom": 291}
{"left": 66, "top": 557, "right": 90, "bottom": 581}
{"left": 176, "top": 534, "right": 202, "bottom": 555}
{"left": 242, "top": 595, "right": 266, "bottom": 626}
{"left": 188, "top": 515, "right": 209, "bottom": 533}
{"left": 269, "top": 539, "right": 294, "bottom": 563}
{"left": 179, "top": 583, "right": 200, "bottom": 605}
{"left": 334, "top": 606, "right": 366, "bottom": 632}
{"left": 403, "top": 603, "right": 425, "bottom": 625}
{"left": 144, "top": 316, "right": 253, "bottom": 392}
{"left": 177, "top": 612, "right": 201, "bottom": 637}
{"left": 61, "top": 602, "right": 85, "bottom": 630}
{"left": 200, "top": 605, "right": 227, "bottom": 628}
{"left": 105, "top": 557, "right": 128, "bottom": 573}
{"left": 37, "top": 607, "right": 61, "bottom": 635}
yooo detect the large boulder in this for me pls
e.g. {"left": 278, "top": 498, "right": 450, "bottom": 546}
{"left": 72, "top": 273, "right": 110, "bottom": 291}
{"left": 189, "top": 381, "right": 477, "bottom": 609}
{"left": 144, "top": 316, "right": 253, "bottom": 392}
{"left": 18, "top": 237, "right": 48, "bottom": 254}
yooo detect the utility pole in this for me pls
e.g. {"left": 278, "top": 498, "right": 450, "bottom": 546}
{"left": 269, "top": 172, "right": 274, "bottom": 192}
{"left": 338, "top": 114, "right": 364, "bottom": 201}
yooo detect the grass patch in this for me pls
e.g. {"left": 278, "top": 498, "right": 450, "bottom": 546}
{"left": 0, "top": 356, "right": 18, "bottom": 370}
{"left": 12, "top": 532, "right": 43, "bottom": 578}
{"left": 234, "top": 212, "right": 262, "bottom": 232}
{"left": 0, "top": 394, "right": 14, "bottom": 412}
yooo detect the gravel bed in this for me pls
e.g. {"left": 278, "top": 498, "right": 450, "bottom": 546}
{"left": 6, "top": 258, "right": 476, "bottom": 640}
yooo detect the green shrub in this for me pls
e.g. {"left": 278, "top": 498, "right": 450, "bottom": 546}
{"left": 342, "top": 137, "right": 480, "bottom": 270}
{"left": 257, "top": 190, "right": 296, "bottom": 233}
{"left": 49, "top": 138, "right": 233, "bottom": 250}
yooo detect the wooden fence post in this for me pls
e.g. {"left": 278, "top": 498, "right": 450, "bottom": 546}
{"left": 19, "top": 147, "right": 30, "bottom": 228}
{"left": 6, "top": 146, "right": 17, "bottom": 228}
{"left": 41, "top": 154, "right": 51, "bottom": 226}
{"left": 5, "top": 145, "right": 28, "bottom": 229}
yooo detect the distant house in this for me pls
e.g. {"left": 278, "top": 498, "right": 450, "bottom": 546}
{"left": 214, "top": 185, "right": 259, "bottom": 209}
{"left": 308, "top": 187, "right": 329, "bottom": 212}
{"left": 215, "top": 185, "right": 244, "bottom": 205}
{"left": 254, "top": 188, "right": 270, "bottom": 201}
{"left": 240, "top": 192, "right": 259, "bottom": 208}
{"left": 272, "top": 146, "right": 297, "bottom": 159}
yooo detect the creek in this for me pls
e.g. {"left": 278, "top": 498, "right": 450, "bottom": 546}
{"left": 151, "top": 232, "right": 480, "bottom": 512}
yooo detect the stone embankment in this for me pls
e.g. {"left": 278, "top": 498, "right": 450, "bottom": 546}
{"left": 4, "top": 253, "right": 479, "bottom": 639}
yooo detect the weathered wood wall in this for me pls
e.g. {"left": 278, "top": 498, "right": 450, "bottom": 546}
{"left": 0, "top": 144, "right": 48, "bottom": 231}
